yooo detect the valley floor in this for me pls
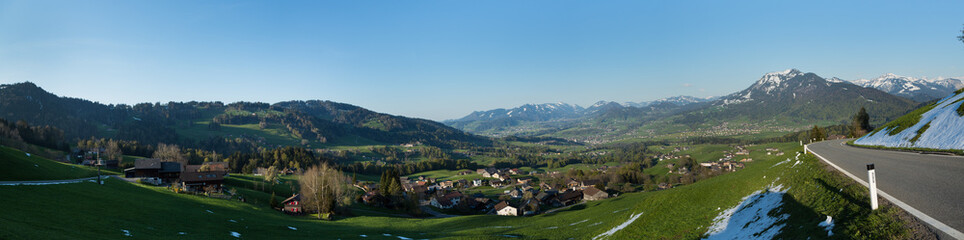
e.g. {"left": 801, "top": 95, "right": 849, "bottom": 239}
{"left": 0, "top": 142, "right": 924, "bottom": 239}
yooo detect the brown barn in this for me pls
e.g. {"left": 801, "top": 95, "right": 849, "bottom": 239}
{"left": 158, "top": 162, "right": 182, "bottom": 183}
{"left": 180, "top": 171, "right": 226, "bottom": 192}
{"left": 282, "top": 194, "right": 302, "bottom": 214}
{"left": 124, "top": 159, "right": 162, "bottom": 178}
{"left": 555, "top": 190, "right": 583, "bottom": 206}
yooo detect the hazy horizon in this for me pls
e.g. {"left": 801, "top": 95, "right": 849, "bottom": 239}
{"left": 2, "top": 1, "right": 963, "bottom": 121}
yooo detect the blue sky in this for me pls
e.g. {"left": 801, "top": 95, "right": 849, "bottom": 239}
{"left": 1, "top": 1, "right": 963, "bottom": 121}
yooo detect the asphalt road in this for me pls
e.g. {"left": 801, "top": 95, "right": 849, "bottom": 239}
{"left": 808, "top": 139, "right": 964, "bottom": 237}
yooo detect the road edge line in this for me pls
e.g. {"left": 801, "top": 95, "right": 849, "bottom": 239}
{"left": 807, "top": 144, "right": 964, "bottom": 239}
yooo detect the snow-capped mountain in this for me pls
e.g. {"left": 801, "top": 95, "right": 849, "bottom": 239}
{"left": 446, "top": 95, "right": 712, "bottom": 135}
{"left": 849, "top": 73, "right": 964, "bottom": 102}
{"left": 585, "top": 101, "right": 625, "bottom": 115}
{"left": 715, "top": 69, "right": 812, "bottom": 106}
{"left": 450, "top": 102, "right": 583, "bottom": 123}
{"left": 699, "top": 69, "right": 917, "bottom": 126}
{"left": 448, "top": 69, "right": 922, "bottom": 137}
{"left": 751, "top": 68, "right": 806, "bottom": 94}
{"left": 855, "top": 89, "right": 964, "bottom": 149}
{"left": 623, "top": 96, "right": 717, "bottom": 108}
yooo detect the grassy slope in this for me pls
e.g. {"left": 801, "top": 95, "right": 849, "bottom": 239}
{"left": 0, "top": 142, "right": 913, "bottom": 239}
{"left": 873, "top": 102, "right": 939, "bottom": 136}
{"left": 0, "top": 146, "right": 101, "bottom": 181}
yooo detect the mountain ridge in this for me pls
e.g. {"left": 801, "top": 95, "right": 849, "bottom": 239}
{"left": 449, "top": 69, "right": 920, "bottom": 141}
{"left": 847, "top": 73, "right": 964, "bottom": 103}
{"left": 444, "top": 95, "right": 714, "bottom": 136}
{"left": 0, "top": 82, "right": 489, "bottom": 150}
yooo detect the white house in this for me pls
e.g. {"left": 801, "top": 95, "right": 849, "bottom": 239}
{"left": 494, "top": 201, "right": 518, "bottom": 216}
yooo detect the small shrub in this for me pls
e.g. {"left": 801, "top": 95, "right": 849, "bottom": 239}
{"left": 958, "top": 101, "right": 964, "bottom": 117}
{"left": 909, "top": 121, "right": 930, "bottom": 144}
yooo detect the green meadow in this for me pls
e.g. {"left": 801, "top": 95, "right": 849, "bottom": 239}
{"left": 0, "top": 141, "right": 913, "bottom": 239}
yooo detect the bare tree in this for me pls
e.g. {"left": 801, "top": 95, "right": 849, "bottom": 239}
{"left": 299, "top": 163, "right": 351, "bottom": 219}
{"left": 153, "top": 143, "right": 186, "bottom": 166}
{"left": 105, "top": 140, "right": 123, "bottom": 161}
{"left": 264, "top": 166, "right": 279, "bottom": 186}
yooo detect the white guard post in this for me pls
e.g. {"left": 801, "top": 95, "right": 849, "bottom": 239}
{"left": 868, "top": 164, "right": 878, "bottom": 210}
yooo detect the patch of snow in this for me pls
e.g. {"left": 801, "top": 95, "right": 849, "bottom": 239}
{"left": 570, "top": 219, "right": 589, "bottom": 226}
{"left": 592, "top": 212, "right": 643, "bottom": 240}
{"left": 230, "top": 231, "right": 241, "bottom": 238}
{"left": 703, "top": 186, "right": 788, "bottom": 240}
{"left": 755, "top": 69, "right": 803, "bottom": 94}
{"left": 383, "top": 233, "right": 392, "bottom": 236}
{"left": 359, "top": 235, "right": 368, "bottom": 238}
{"left": 588, "top": 222, "right": 603, "bottom": 227}
{"left": 397, "top": 236, "right": 413, "bottom": 240}
{"left": 206, "top": 210, "right": 214, "bottom": 214}
{"left": 228, "top": 219, "right": 237, "bottom": 223}
{"left": 287, "top": 226, "right": 297, "bottom": 230}
{"left": 792, "top": 160, "right": 802, "bottom": 167}
{"left": 545, "top": 226, "right": 558, "bottom": 229}
{"left": 818, "top": 215, "right": 835, "bottom": 236}
{"left": 0, "top": 177, "right": 109, "bottom": 186}
{"left": 26, "top": 153, "right": 31, "bottom": 157}
{"left": 121, "top": 229, "right": 132, "bottom": 237}
{"left": 34, "top": 164, "right": 38, "bottom": 167}
{"left": 772, "top": 158, "right": 790, "bottom": 167}
{"left": 612, "top": 208, "right": 629, "bottom": 213}
{"left": 178, "top": 232, "right": 187, "bottom": 235}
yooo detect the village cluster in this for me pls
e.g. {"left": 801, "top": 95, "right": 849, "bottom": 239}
{"left": 74, "top": 143, "right": 769, "bottom": 218}
{"left": 351, "top": 167, "right": 611, "bottom": 217}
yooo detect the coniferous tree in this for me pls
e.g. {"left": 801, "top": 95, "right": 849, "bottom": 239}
{"left": 850, "top": 107, "right": 871, "bottom": 138}
{"left": 810, "top": 125, "right": 826, "bottom": 142}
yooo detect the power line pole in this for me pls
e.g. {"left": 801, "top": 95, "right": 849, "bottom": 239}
{"left": 96, "top": 151, "right": 103, "bottom": 185}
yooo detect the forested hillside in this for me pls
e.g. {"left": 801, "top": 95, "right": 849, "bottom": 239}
{"left": 0, "top": 82, "right": 489, "bottom": 152}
